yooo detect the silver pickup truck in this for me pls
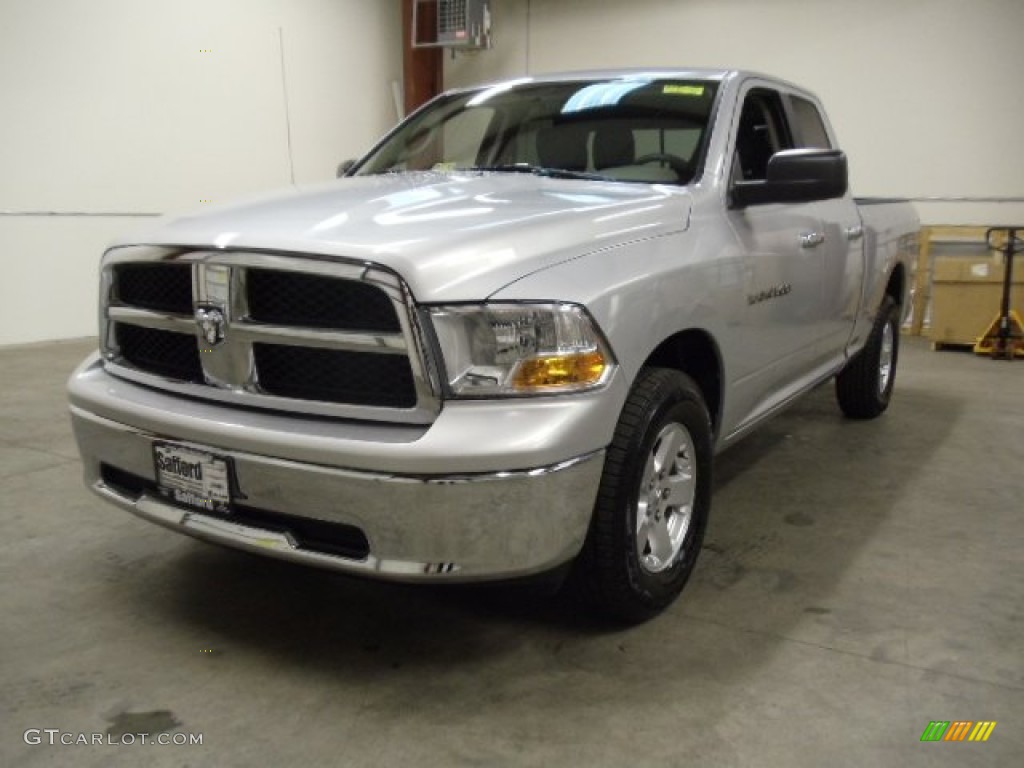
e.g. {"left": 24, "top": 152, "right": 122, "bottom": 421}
{"left": 68, "top": 69, "right": 918, "bottom": 621}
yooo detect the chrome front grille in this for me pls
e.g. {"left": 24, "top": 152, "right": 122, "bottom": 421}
{"left": 101, "top": 247, "right": 440, "bottom": 423}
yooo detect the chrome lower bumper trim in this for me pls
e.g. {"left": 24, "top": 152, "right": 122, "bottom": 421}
{"left": 94, "top": 483, "right": 464, "bottom": 578}
{"left": 73, "top": 407, "right": 605, "bottom": 582}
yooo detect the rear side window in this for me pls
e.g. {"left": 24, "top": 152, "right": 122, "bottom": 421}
{"left": 791, "top": 97, "right": 832, "bottom": 149}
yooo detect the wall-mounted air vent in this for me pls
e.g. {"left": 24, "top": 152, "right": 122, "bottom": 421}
{"left": 412, "top": 0, "right": 492, "bottom": 50}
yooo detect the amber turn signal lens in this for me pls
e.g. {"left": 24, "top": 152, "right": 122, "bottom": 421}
{"left": 512, "top": 351, "right": 607, "bottom": 390}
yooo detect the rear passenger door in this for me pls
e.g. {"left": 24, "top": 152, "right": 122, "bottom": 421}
{"left": 724, "top": 85, "right": 827, "bottom": 427}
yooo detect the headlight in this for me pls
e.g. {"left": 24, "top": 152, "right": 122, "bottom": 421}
{"left": 428, "top": 303, "right": 616, "bottom": 397}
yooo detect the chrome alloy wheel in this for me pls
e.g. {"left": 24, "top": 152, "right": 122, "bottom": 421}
{"left": 636, "top": 422, "right": 697, "bottom": 574}
{"left": 878, "top": 320, "right": 895, "bottom": 395}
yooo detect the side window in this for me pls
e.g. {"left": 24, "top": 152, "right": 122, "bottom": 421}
{"left": 790, "top": 97, "right": 832, "bottom": 149}
{"left": 733, "top": 89, "right": 793, "bottom": 182}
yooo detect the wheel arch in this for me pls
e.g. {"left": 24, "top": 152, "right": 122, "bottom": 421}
{"left": 886, "top": 262, "right": 907, "bottom": 308}
{"left": 640, "top": 329, "right": 723, "bottom": 436}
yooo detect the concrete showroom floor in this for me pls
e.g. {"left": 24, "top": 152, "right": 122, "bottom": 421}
{"left": 1, "top": 336, "right": 1021, "bottom": 768}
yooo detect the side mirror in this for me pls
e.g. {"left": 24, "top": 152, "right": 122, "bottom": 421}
{"left": 732, "top": 149, "right": 848, "bottom": 207}
{"left": 336, "top": 159, "right": 356, "bottom": 178}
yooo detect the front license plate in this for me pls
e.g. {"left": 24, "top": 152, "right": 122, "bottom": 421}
{"left": 153, "top": 443, "right": 232, "bottom": 513}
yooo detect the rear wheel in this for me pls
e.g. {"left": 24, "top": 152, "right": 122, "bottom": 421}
{"left": 576, "top": 368, "right": 712, "bottom": 623}
{"left": 835, "top": 296, "right": 900, "bottom": 419}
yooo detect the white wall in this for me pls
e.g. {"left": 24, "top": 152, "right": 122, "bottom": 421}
{"left": 0, "top": 0, "right": 402, "bottom": 346}
{"left": 446, "top": 0, "right": 1024, "bottom": 226}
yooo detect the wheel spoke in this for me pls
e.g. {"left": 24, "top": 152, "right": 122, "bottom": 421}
{"left": 667, "top": 506, "right": 691, "bottom": 548}
{"left": 664, "top": 469, "right": 694, "bottom": 502}
{"left": 641, "top": 453, "right": 657, "bottom": 489}
{"left": 635, "top": 510, "right": 654, "bottom": 547}
{"left": 648, "top": 517, "right": 675, "bottom": 565}
{"left": 653, "top": 428, "right": 683, "bottom": 474}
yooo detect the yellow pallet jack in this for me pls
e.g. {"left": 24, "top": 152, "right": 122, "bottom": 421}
{"left": 974, "top": 226, "right": 1023, "bottom": 360}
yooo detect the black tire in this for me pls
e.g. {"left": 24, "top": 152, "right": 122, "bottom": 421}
{"left": 835, "top": 296, "right": 900, "bottom": 419}
{"left": 575, "top": 368, "right": 712, "bottom": 624}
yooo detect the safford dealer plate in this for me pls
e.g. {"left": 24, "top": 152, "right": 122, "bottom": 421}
{"left": 153, "top": 443, "right": 232, "bottom": 513}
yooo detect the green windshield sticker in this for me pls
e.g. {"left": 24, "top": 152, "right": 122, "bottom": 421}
{"left": 663, "top": 84, "right": 705, "bottom": 96}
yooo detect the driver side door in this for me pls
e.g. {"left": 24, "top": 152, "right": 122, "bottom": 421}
{"left": 723, "top": 85, "right": 828, "bottom": 432}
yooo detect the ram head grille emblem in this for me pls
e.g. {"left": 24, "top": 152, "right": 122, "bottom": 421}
{"left": 195, "top": 306, "right": 226, "bottom": 347}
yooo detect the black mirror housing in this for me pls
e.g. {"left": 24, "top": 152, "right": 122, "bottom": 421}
{"left": 732, "top": 149, "right": 848, "bottom": 207}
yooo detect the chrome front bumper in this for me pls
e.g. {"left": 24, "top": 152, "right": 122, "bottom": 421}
{"left": 68, "top": 361, "right": 614, "bottom": 582}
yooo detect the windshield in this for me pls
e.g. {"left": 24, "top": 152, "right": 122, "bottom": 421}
{"left": 353, "top": 78, "right": 719, "bottom": 185}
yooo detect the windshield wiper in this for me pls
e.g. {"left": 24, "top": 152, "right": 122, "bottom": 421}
{"left": 468, "top": 164, "right": 612, "bottom": 181}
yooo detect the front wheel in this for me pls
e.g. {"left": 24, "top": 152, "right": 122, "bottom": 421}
{"left": 835, "top": 296, "right": 900, "bottom": 419}
{"left": 575, "top": 368, "right": 712, "bottom": 623}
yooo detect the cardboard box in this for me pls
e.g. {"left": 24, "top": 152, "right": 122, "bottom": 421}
{"left": 929, "top": 256, "right": 1024, "bottom": 346}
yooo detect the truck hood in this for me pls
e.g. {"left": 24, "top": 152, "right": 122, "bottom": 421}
{"left": 116, "top": 172, "right": 691, "bottom": 302}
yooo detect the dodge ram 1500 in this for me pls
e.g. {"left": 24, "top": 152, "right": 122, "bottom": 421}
{"left": 69, "top": 69, "right": 918, "bottom": 621}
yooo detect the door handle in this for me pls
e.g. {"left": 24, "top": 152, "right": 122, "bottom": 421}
{"left": 845, "top": 225, "right": 864, "bottom": 241}
{"left": 800, "top": 231, "right": 826, "bottom": 249}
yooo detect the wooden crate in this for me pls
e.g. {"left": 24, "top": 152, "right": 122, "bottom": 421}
{"left": 929, "top": 255, "right": 1024, "bottom": 347}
